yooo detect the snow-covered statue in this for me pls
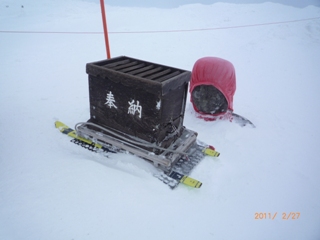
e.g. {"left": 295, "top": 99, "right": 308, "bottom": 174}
{"left": 190, "top": 57, "right": 254, "bottom": 127}
{"left": 190, "top": 57, "right": 236, "bottom": 121}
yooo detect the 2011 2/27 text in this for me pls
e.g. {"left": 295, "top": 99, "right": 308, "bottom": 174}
{"left": 254, "top": 212, "right": 300, "bottom": 220}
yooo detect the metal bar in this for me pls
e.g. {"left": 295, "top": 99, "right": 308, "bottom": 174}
{"left": 136, "top": 67, "right": 163, "bottom": 78}
{"left": 156, "top": 71, "right": 181, "bottom": 82}
{"left": 111, "top": 61, "right": 138, "bottom": 70}
{"left": 126, "top": 65, "right": 154, "bottom": 75}
{"left": 147, "top": 69, "right": 172, "bottom": 80}
{"left": 120, "top": 63, "right": 146, "bottom": 73}
{"left": 77, "top": 125, "right": 172, "bottom": 167}
{"left": 104, "top": 59, "right": 130, "bottom": 68}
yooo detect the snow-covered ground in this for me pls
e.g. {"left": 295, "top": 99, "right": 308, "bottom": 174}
{"left": 1, "top": 0, "right": 320, "bottom": 239}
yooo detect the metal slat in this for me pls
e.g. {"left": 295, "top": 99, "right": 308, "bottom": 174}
{"left": 111, "top": 61, "right": 138, "bottom": 70}
{"left": 136, "top": 67, "right": 163, "bottom": 78}
{"left": 103, "top": 59, "right": 130, "bottom": 68}
{"left": 126, "top": 65, "right": 154, "bottom": 75}
{"left": 120, "top": 63, "right": 145, "bottom": 73}
{"left": 156, "top": 71, "right": 181, "bottom": 82}
{"left": 147, "top": 69, "right": 172, "bottom": 80}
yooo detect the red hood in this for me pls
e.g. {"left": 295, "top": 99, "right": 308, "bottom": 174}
{"left": 190, "top": 57, "right": 236, "bottom": 114}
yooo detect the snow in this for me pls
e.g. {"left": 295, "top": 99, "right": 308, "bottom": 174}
{"left": 1, "top": 0, "right": 320, "bottom": 239}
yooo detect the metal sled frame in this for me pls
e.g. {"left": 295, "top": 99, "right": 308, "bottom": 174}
{"left": 75, "top": 122, "right": 198, "bottom": 171}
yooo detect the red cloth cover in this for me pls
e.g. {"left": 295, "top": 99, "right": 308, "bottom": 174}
{"left": 190, "top": 57, "right": 236, "bottom": 121}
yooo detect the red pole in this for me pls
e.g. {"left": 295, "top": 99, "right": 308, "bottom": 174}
{"left": 100, "top": 0, "right": 111, "bottom": 59}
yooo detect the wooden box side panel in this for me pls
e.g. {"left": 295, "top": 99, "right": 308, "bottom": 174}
{"left": 89, "top": 75, "right": 164, "bottom": 143}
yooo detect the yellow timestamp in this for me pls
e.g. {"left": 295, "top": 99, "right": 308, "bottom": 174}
{"left": 255, "top": 212, "right": 300, "bottom": 220}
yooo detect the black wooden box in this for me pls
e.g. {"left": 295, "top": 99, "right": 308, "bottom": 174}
{"left": 86, "top": 56, "right": 191, "bottom": 147}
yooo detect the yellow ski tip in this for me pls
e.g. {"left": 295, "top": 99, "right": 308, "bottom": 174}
{"left": 180, "top": 176, "right": 202, "bottom": 188}
{"left": 54, "top": 121, "right": 69, "bottom": 132}
{"left": 203, "top": 148, "right": 220, "bottom": 157}
{"left": 55, "top": 120, "right": 103, "bottom": 149}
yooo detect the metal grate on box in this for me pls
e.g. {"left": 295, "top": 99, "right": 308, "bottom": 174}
{"left": 102, "top": 57, "right": 182, "bottom": 82}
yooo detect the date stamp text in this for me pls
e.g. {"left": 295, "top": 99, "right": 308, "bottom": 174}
{"left": 254, "top": 212, "right": 300, "bottom": 220}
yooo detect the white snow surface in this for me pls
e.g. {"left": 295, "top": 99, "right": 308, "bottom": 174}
{"left": 1, "top": 0, "right": 320, "bottom": 239}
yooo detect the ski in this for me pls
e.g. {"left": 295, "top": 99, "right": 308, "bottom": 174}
{"left": 232, "top": 113, "right": 255, "bottom": 127}
{"left": 169, "top": 171, "right": 202, "bottom": 188}
{"left": 55, "top": 120, "right": 102, "bottom": 149}
{"left": 55, "top": 120, "right": 219, "bottom": 189}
